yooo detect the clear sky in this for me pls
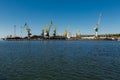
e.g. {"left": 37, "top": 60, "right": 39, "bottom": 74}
{"left": 0, "top": 0, "right": 120, "bottom": 38}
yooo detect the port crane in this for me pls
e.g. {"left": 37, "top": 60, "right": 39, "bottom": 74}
{"left": 64, "top": 26, "right": 70, "bottom": 38}
{"left": 94, "top": 13, "right": 102, "bottom": 38}
{"left": 42, "top": 24, "right": 48, "bottom": 37}
{"left": 43, "top": 21, "right": 52, "bottom": 38}
{"left": 24, "top": 22, "right": 32, "bottom": 40}
{"left": 76, "top": 30, "right": 80, "bottom": 38}
{"left": 53, "top": 25, "right": 57, "bottom": 37}
{"left": 46, "top": 20, "right": 52, "bottom": 37}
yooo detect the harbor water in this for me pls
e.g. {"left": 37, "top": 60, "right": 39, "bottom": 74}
{"left": 0, "top": 40, "right": 120, "bottom": 80}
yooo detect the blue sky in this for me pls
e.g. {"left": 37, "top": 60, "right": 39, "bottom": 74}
{"left": 0, "top": 0, "right": 120, "bottom": 38}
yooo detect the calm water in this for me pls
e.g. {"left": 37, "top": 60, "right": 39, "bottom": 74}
{"left": 0, "top": 40, "right": 120, "bottom": 80}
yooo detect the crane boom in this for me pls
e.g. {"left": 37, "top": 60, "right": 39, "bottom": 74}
{"left": 24, "top": 22, "right": 29, "bottom": 30}
{"left": 48, "top": 20, "right": 52, "bottom": 32}
{"left": 47, "top": 20, "right": 52, "bottom": 37}
{"left": 97, "top": 13, "right": 102, "bottom": 26}
{"left": 94, "top": 13, "right": 102, "bottom": 30}
{"left": 94, "top": 13, "right": 102, "bottom": 38}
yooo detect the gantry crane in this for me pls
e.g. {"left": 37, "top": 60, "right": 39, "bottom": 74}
{"left": 94, "top": 13, "right": 102, "bottom": 38}
{"left": 24, "top": 22, "right": 32, "bottom": 40}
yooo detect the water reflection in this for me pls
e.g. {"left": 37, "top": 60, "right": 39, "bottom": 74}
{"left": 0, "top": 72, "right": 6, "bottom": 80}
{"left": 0, "top": 40, "right": 120, "bottom": 80}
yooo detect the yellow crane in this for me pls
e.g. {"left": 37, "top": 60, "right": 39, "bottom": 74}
{"left": 42, "top": 20, "right": 52, "bottom": 38}
{"left": 45, "top": 20, "right": 52, "bottom": 37}
{"left": 64, "top": 30, "right": 67, "bottom": 37}
{"left": 43, "top": 24, "right": 48, "bottom": 36}
{"left": 47, "top": 20, "right": 52, "bottom": 37}
{"left": 64, "top": 26, "right": 70, "bottom": 37}
{"left": 48, "top": 20, "right": 52, "bottom": 32}
{"left": 53, "top": 25, "right": 57, "bottom": 37}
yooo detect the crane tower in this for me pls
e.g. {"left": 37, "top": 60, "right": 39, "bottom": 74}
{"left": 24, "top": 22, "right": 32, "bottom": 40}
{"left": 53, "top": 25, "right": 57, "bottom": 37}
